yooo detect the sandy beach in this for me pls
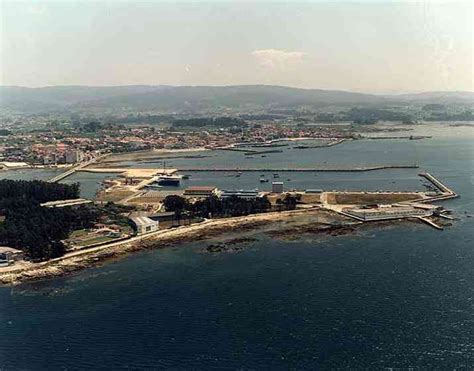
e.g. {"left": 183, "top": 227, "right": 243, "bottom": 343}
{"left": 97, "top": 147, "right": 209, "bottom": 164}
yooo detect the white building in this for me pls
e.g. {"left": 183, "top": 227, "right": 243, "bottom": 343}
{"left": 343, "top": 205, "right": 431, "bottom": 221}
{"left": 219, "top": 189, "right": 260, "bottom": 200}
{"left": 130, "top": 216, "right": 159, "bottom": 235}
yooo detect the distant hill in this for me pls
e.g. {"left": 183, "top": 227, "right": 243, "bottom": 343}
{"left": 0, "top": 85, "right": 472, "bottom": 114}
{"left": 0, "top": 85, "right": 169, "bottom": 113}
{"left": 388, "top": 91, "right": 474, "bottom": 104}
{"left": 0, "top": 85, "right": 383, "bottom": 113}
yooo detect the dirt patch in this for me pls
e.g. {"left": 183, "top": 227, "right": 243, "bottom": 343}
{"left": 325, "top": 192, "right": 423, "bottom": 205}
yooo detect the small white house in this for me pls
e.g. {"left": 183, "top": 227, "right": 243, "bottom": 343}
{"left": 272, "top": 182, "right": 284, "bottom": 193}
{"left": 130, "top": 216, "right": 159, "bottom": 235}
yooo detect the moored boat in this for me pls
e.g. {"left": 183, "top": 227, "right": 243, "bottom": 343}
{"left": 156, "top": 175, "right": 181, "bottom": 186}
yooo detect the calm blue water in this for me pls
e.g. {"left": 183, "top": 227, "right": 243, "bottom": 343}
{"left": 0, "top": 123, "right": 473, "bottom": 369}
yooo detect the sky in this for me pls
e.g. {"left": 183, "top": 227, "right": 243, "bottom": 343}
{"left": 0, "top": 0, "right": 472, "bottom": 93}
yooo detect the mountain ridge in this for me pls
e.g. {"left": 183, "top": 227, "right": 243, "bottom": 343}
{"left": 0, "top": 85, "right": 472, "bottom": 114}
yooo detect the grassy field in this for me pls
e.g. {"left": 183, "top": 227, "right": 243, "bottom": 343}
{"left": 325, "top": 192, "right": 423, "bottom": 205}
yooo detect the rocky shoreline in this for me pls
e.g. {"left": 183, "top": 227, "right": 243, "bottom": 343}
{"left": 0, "top": 208, "right": 414, "bottom": 286}
{"left": 0, "top": 209, "right": 339, "bottom": 285}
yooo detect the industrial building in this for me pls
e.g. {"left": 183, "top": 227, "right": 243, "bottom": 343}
{"left": 219, "top": 189, "right": 261, "bottom": 200}
{"left": 184, "top": 186, "right": 218, "bottom": 198}
{"left": 149, "top": 211, "right": 176, "bottom": 223}
{"left": 130, "top": 216, "right": 159, "bottom": 235}
{"left": 342, "top": 205, "right": 431, "bottom": 221}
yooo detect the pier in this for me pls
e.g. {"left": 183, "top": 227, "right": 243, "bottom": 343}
{"left": 180, "top": 165, "right": 419, "bottom": 172}
{"left": 49, "top": 166, "right": 79, "bottom": 183}
{"left": 418, "top": 172, "right": 458, "bottom": 202}
{"left": 48, "top": 157, "right": 100, "bottom": 183}
{"left": 419, "top": 172, "right": 455, "bottom": 194}
{"left": 293, "top": 139, "right": 346, "bottom": 149}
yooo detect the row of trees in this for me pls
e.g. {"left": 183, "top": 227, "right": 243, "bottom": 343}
{"left": 346, "top": 107, "right": 414, "bottom": 125}
{"left": 172, "top": 117, "right": 247, "bottom": 128}
{"left": 162, "top": 193, "right": 298, "bottom": 221}
{"left": 0, "top": 179, "right": 80, "bottom": 203}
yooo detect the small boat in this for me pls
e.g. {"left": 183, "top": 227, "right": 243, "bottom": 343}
{"left": 273, "top": 173, "right": 279, "bottom": 178}
{"left": 182, "top": 174, "right": 190, "bottom": 180}
{"left": 260, "top": 176, "right": 269, "bottom": 183}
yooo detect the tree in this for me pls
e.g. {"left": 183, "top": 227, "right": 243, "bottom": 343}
{"left": 283, "top": 193, "right": 297, "bottom": 210}
{"left": 0, "top": 180, "right": 100, "bottom": 261}
{"left": 276, "top": 198, "right": 283, "bottom": 212}
{"left": 163, "top": 195, "right": 189, "bottom": 213}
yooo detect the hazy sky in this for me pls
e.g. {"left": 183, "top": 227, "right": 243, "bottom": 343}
{"left": 1, "top": 0, "right": 472, "bottom": 93}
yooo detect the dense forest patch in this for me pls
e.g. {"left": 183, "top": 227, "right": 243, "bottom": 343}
{"left": 0, "top": 180, "right": 130, "bottom": 261}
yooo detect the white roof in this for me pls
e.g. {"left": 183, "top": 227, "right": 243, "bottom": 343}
{"left": 130, "top": 216, "right": 157, "bottom": 226}
{"left": 0, "top": 162, "right": 29, "bottom": 168}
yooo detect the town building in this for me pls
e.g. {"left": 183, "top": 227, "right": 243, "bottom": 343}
{"left": 184, "top": 186, "right": 218, "bottom": 198}
{"left": 65, "top": 150, "right": 84, "bottom": 164}
{"left": 130, "top": 216, "right": 159, "bottom": 235}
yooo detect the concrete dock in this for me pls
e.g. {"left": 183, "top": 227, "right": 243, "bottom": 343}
{"left": 417, "top": 216, "right": 444, "bottom": 230}
{"left": 418, "top": 172, "right": 458, "bottom": 202}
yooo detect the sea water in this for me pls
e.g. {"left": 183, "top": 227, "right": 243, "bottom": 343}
{"left": 0, "top": 123, "right": 472, "bottom": 369}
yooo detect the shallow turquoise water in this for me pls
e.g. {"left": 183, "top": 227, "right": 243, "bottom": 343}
{"left": 0, "top": 123, "right": 473, "bottom": 369}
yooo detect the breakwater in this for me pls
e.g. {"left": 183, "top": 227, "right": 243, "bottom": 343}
{"left": 180, "top": 165, "right": 419, "bottom": 172}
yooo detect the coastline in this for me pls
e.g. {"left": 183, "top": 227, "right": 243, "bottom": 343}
{"left": 0, "top": 208, "right": 354, "bottom": 286}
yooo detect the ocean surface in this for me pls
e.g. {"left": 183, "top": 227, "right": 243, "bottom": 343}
{"left": 0, "top": 123, "right": 473, "bottom": 369}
